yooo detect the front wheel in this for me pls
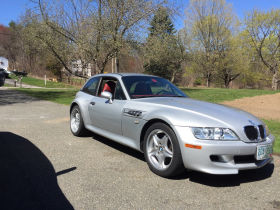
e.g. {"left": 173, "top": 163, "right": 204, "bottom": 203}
{"left": 70, "top": 105, "right": 88, "bottom": 137}
{"left": 143, "top": 122, "right": 184, "bottom": 178}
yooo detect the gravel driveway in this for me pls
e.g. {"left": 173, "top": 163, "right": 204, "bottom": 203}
{"left": 0, "top": 88, "right": 279, "bottom": 210}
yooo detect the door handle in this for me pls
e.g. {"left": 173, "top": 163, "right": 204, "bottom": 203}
{"left": 90, "top": 102, "right": 95, "bottom": 105}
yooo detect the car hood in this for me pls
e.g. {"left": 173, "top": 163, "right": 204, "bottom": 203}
{"left": 131, "top": 97, "right": 262, "bottom": 128}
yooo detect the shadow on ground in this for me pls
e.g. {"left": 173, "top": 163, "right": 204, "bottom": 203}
{"left": 91, "top": 133, "right": 145, "bottom": 161}
{"left": 16, "top": 89, "right": 77, "bottom": 105}
{"left": 90, "top": 132, "right": 274, "bottom": 186}
{"left": 188, "top": 163, "right": 274, "bottom": 187}
{"left": 0, "top": 89, "right": 39, "bottom": 105}
{"left": 0, "top": 88, "right": 77, "bottom": 106}
{"left": 0, "top": 132, "right": 75, "bottom": 210}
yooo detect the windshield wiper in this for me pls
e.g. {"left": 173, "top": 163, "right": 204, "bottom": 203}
{"left": 153, "top": 95, "right": 186, "bottom": 98}
{"left": 132, "top": 95, "right": 186, "bottom": 99}
{"left": 168, "top": 95, "right": 186, "bottom": 97}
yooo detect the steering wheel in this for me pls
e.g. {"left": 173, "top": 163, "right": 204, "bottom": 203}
{"left": 155, "top": 90, "right": 170, "bottom": 95}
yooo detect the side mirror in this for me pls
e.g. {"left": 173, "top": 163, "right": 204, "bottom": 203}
{"left": 101, "top": 91, "right": 113, "bottom": 104}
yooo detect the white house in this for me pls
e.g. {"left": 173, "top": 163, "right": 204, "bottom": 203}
{"left": 0, "top": 57, "right": 8, "bottom": 70}
{"left": 71, "top": 60, "right": 92, "bottom": 77}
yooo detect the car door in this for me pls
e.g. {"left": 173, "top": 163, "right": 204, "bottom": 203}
{"left": 79, "top": 76, "right": 100, "bottom": 124}
{"left": 88, "top": 77, "right": 127, "bottom": 135}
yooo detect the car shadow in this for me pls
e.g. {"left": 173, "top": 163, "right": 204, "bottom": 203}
{"left": 90, "top": 132, "right": 274, "bottom": 186}
{"left": 0, "top": 132, "right": 75, "bottom": 210}
{"left": 186, "top": 163, "right": 274, "bottom": 187}
{"left": 91, "top": 133, "right": 145, "bottom": 162}
{"left": 0, "top": 89, "right": 39, "bottom": 105}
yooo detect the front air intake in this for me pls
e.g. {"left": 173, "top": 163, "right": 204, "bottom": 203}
{"left": 244, "top": 126, "right": 258, "bottom": 140}
{"left": 258, "top": 125, "right": 265, "bottom": 139}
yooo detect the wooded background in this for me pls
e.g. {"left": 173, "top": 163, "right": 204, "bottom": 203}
{"left": 0, "top": 0, "right": 279, "bottom": 90}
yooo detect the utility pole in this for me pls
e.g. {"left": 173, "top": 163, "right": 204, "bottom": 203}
{"left": 112, "top": 58, "right": 114, "bottom": 73}
{"left": 114, "top": 57, "right": 117, "bottom": 73}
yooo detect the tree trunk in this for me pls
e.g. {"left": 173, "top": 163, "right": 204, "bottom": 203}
{"left": 224, "top": 73, "right": 229, "bottom": 88}
{"left": 206, "top": 77, "right": 210, "bottom": 87}
{"left": 115, "top": 52, "right": 119, "bottom": 73}
{"left": 100, "top": 63, "right": 105, "bottom": 74}
{"left": 224, "top": 75, "right": 232, "bottom": 88}
{"left": 272, "top": 72, "right": 279, "bottom": 90}
{"left": 58, "top": 70, "right": 62, "bottom": 82}
{"left": 224, "top": 80, "right": 230, "bottom": 88}
{"left": 206, "top": 71, "right": 211, "bottom": 87}
{"left": 115, "top": 56, "right": 118, "bottom": 73}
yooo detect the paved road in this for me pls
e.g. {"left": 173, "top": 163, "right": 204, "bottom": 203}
{"left": 5, "top": 79, "right": 74, "bottom": 89}
{"left": 0, "top": 88, "right": 279, "bottom": 210}
{"left": 5, "top": 79, "right": 42, "bottom": 88}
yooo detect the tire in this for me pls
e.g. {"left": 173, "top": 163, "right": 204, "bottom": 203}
{"left": 143, "top": 122, "right": 184, "bottom": 178}
{"left": 70, "top": 105, "right": 88, "bottom": 137}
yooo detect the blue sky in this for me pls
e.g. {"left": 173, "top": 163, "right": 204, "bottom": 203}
{"left": 227, "top": 0, "right": 280, "bottom": 18}
{"left": 0, "top": 0, "right": 32, "bottom": 26}
{"left": 0, "top": 0, "right": 279, "bottom": 28}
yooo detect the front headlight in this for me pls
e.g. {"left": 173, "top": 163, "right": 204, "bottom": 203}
{"left": 192, "top": 127, "right": 239, "bottom": 140}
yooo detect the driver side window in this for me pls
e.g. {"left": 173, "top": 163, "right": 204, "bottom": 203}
{"left": 98, "top": 77, "right": 126, "bottom": 100}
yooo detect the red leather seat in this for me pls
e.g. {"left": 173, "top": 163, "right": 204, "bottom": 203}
{"left": 102, "top": 81, "right": 115, "bottom": 94}
{"left": 102, "top": 83, "right": 112, "bottom": 93}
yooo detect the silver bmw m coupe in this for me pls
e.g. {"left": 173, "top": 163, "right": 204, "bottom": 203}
{"left": 70, "top": 73, "right": 274, "bottom": 178}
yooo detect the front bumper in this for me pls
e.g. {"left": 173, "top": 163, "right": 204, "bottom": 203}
{"left": 174, "top": 126, "right": 275, "bottom": 175}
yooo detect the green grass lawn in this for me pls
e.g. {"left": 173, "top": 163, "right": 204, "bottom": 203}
{"left": 182, "top": 88, "right": 280, "bottom": 103}
{"left": 20, "top": 87, "right": 277, "bottom": 105}
{"left": 10, "top": 74, "right": 75, "bottom": 88}
{"left": 16, "top": 87, "right": 280, "bottom": 154}
{"left": 262, "top": 119, "right": 280, "bottom": 154}
{"left": 17, "top": 88, "right": 78, "bottom": 105}
{"left": 4, "top": 83, "right": 13, "bottom": 87}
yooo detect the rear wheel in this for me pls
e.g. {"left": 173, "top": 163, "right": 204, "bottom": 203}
{"left": 70, "top": 105, "right": 88, "bottom": 136}
{"left": 143, "top": 122, "right": 184, "bottom": 178}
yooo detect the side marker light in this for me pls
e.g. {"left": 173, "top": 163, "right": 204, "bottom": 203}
{"left": 185, "top": 144, "right": 202, "bottom": 149}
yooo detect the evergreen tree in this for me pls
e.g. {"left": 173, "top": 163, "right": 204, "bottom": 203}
{"left": 149, "top": 7, "right": 176, "bottom": 37}
{"left": 144, "top": 7, "right": 185, "bottom": 82}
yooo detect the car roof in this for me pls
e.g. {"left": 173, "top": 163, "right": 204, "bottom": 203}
{"left": 93, "top": 73, "right": 159, "bottom": 79}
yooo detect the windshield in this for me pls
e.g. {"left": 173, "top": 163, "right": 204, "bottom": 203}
{"left": 122, "top": 75, "right": 187, "bottom": 99}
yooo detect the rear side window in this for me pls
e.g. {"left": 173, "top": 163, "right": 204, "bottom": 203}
{"left": 82, "top": 77, "right": 100, "bottom": 95}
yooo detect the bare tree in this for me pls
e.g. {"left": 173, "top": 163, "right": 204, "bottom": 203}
{"left": 35, "top": 0, "right": 161, "bottom": 76}
{"left": 244, "top": 9, "right": 280, "bottom": 90}
{"left": 184, "top": 0, "right": 236, "bottom": 87}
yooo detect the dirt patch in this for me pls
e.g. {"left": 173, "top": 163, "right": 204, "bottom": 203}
{"left": 222, "top": 93, "right": 280, "bottom": 121}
